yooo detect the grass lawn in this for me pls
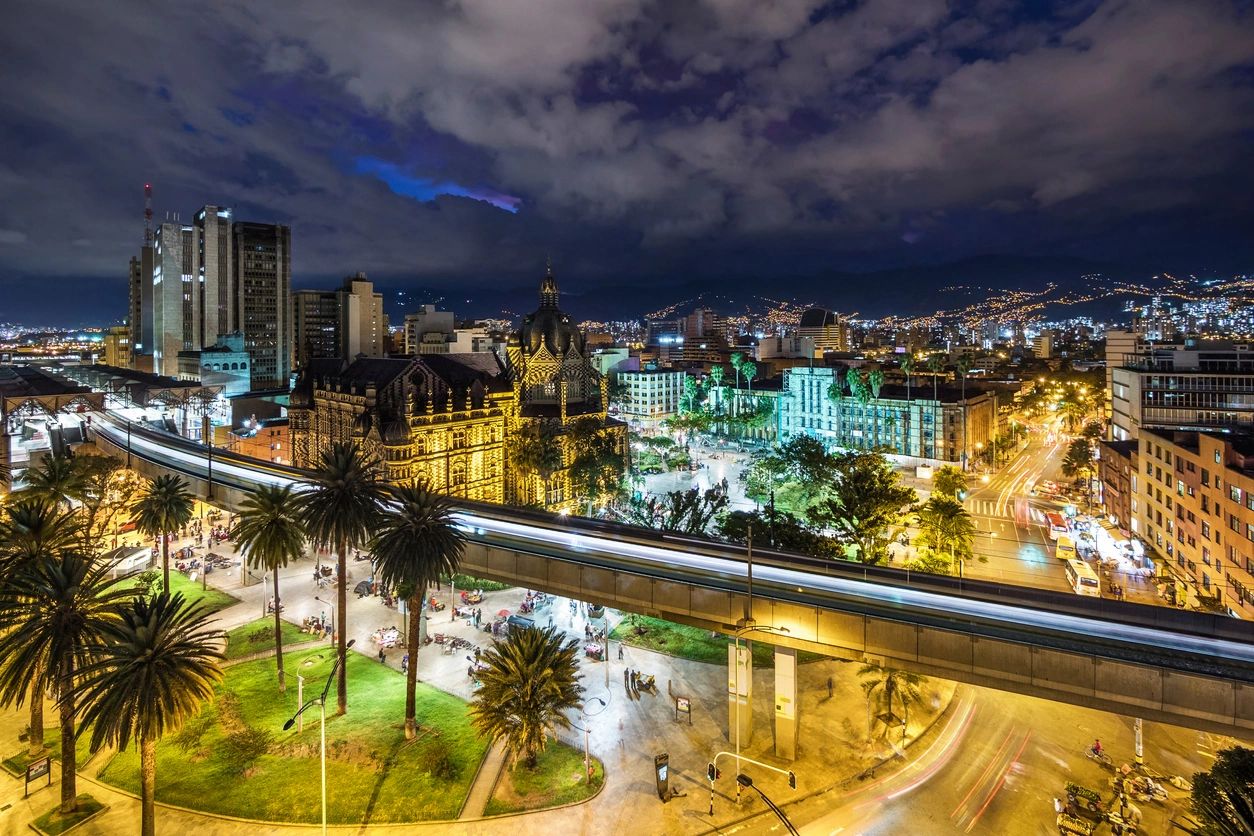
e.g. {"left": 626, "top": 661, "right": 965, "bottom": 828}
{"left": 484, "top": 742, "right": 603, "bottom": 816}
{"left": 442, "top": 573, "right": 512, "bottom": 592}
{"left": 110, "top": 570, "right": 239, "bottom": 614}
{"left": 98, "top": 646, "right": 488, "bottom": 824}
{"left": 4, "top": 722, "right": 100, "bottom": 776}
{"left": 31, "top": 794, "right": 106, "bottom": 836}
{"left": 611, "top": 615, "right": 827, "bottom": 668}
{"left": 225, "top": 617, "right": 319, "bottom": 661}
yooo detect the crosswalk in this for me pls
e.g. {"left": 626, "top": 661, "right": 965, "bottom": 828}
{"left": 967, "top": 499, "right": 1005, "bottom": 518}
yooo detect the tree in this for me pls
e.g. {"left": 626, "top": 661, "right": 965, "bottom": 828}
{"left": 75, "top": 593, "right": 223, "bottom": 836}
{"left": 507, "top": 421, "right": 563, "bottom": 506}
{"left": 956, "top": 355, "right": 974, "bottom": 464}
{"left": 926, "top": 354, "right": 944, "bottom": 404}
{"left": 716, "top": 509, "right": 837, "bottom": 558}
{"left": 1189, "top": 745, "right": 1254, "bottom": 836}
{"left": 0, "top": 552, "right": 130, "bottom": 813}
{"left": 24, "top": 453, "right": 86, "bottom": 511}
{"left": 742, "top": 360, "right": 757, "bottom": 396}
{"left": 469, "top": 625, "right": 582, "bottom": 769}
{"left": 730, "top": 352, "right": 745, "bottom": 391}
{"left": 232, "top": 484, "right": 305, "bottom": 692}
{"left": 914, "top": 496, "right": 976, "bottom": 574}
{"left": 900, "top": 354, "right": 914, "bottom": 402}
{"left": 372, "top": 481, "right": 466, "bottom": 740}
{"left": 1062, "top": 438, "right": 1095, "bottom": 484}
{"left": 0, "top": 498, "right": 80, "bottom": 758}
{"left": 298, "top": 441, "right": 387, "bottom": 716}
{"left": 624, "top": 488, "right": 727, "bottom": 534}
{"left": 931, "top": 465, "right": 968, "bottom": 500}
{"left": 130, "top": 474, "right": 195, "bottom": 591}
{"left": 809, "top": 451, "right": 917, "bottom": 565}
{"left": 72, "top": 457, "right": 144, "bottom": 552}
{"left": 858, "top": 663, "right": 926, "bottom": 739}
{"left": 867, "top": 368, "right": 885, "bottom": 448}
{"left": 567, "top": 419, "right": 624, "bottom": 515}
{"left": 708, "top": 366, "right": 725, "bottom": 419}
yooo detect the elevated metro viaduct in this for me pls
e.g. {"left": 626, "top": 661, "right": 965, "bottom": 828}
{"left": 89, "top": 415, "right": 1254, "bottom": 756}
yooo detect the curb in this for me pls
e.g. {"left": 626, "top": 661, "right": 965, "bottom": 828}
{"left": 695, "top": 682, "right": 964, "bottom": 835}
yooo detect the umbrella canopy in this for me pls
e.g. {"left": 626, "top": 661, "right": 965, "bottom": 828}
{"left": 497, "top": 608, "right": 511, "bottom": 617}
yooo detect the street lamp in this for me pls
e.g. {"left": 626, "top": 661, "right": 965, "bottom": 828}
{"left": 735, "top": 774, "right": 799, "bottom": 835}
{"left": 283, "top": 639, "right": 355, "bottom": 836}
{"left": 576, "top": 697, "right": 608, "bottom": 779}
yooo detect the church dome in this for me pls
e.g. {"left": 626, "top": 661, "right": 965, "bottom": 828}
{"left": 518, "top": 267, "right": 584, "bottom": 356}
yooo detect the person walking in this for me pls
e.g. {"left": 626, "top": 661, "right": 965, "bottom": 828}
{"left": 624, "top": 668, "right": 630, "bottom": 689}
{"left": 617, "top": 644, "right": 624, "bottom": 661}
{"left": 378, "top": 648, "right": 386, "bottom": 664}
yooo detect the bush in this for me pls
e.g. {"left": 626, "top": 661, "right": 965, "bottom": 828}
{"left": 133, "top": 570, "right": 161, "bottom": 598}
{"left": 173, "top": 709, "right": 214, "bottom": 756}
{"left": 421, "top": 739, "right": 461, "bottom": 782}
{"left": 218, "top": 726, "right": 273, "bottom": 776}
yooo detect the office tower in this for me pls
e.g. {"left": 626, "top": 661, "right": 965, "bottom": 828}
{"left": 404, "top": 304, "right": 456, "bottom": 353}
{"left": 291, "top": 273, "right": 387, "bottom": 368}
{"left": 151, "top": 220, "right": 195, "bottom": 376}
{"left": 339, "top": 272, "right": 387, "bottom": 359}
{"left": 292, "top": 289, "right": 341, "bottom": 368}
{"left": 232, "top": 221, "right": 291, "bottom": 389}
{"left": 193, "top": 205, "right": 234, "bottom": 348}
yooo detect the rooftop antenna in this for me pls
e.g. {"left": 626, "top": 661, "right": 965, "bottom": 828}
{"left": 144, "top": 183, "right": 153, "bottom": 245}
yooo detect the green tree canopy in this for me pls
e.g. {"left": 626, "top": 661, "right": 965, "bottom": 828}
{"left": 1190, "top": 745, "right": 1254, "bottom": 836}
{"left": 914, "top": 495, "right": 976, "bottom": 572}
{"left": 716, "top": 509, "right": 837, "bottom": 558}
{"left": 624, "top": 487, "right": 727, "bottom": 534}
{"left": 931, "top": 465, "right": 968, "bottom": 500}
{"left": 469, "top": 626, "right": 583, "bottom": 769}
{"left": 76, "top": 593, "right": 224, "bottom": 836}
{"left": 130, "top": 474, "right": 195, "bottom": 591}
{"left": 809, "top": 451, "right": 917, "bottom": 565}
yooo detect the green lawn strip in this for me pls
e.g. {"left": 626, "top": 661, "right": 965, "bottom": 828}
{"left": 483, "top": 742, "right": 603, "bottom": 816}
{"left": 109, "top": 570, "right": 239, "bottom": 614}
{"left": 98, "top": 646, "right": 487, "bottom": 824}
{"left": 10, "top": 725, "right": 100, "bottom": 772}
{"left": 611, "top": 615, "right": 826, "bottom": 668}
{"left": 31, "top": 794, "right": 106, "bottom": 836}
{"left": 225, "top": 617, "right": 319, "bottom": 660}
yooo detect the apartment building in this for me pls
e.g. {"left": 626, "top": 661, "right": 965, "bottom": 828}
{"left": 1134, "top": 428, "right": 1254, "bottom": 617}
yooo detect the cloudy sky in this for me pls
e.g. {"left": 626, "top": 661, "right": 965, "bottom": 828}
{"left": 2, "top": 0, "right": 1253, "bottom": 322}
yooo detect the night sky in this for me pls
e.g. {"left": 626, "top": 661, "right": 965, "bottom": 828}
{"left": 2, "top": 1, "right": 1253, "bottom": 324}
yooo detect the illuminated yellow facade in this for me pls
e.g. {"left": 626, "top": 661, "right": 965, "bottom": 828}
{"left": 289, "top": 354, "right": 512, "bottom": 503}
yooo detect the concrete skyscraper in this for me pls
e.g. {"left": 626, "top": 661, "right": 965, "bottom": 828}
{"left": 151, "top": 219, "right": 195, "bottom": 376}
{"left": 232, "top": 221, "right": 291, "bottom": 389}
{"left": 291, "top": 273, "right": 387, "bottom": 368}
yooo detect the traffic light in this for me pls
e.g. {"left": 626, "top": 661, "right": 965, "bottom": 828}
{"left": 788, "top": 771, "right": 796, "bottom": 789}
{"left": 706, "top": 762, "right": 721, "bottom": 781}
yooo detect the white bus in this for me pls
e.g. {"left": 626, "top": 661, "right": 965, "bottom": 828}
{"left": 1064, "top": 558, "right": 1101, "bottom": 597}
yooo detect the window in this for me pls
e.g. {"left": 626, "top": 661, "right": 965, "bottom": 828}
{"left": 1216, "top": 449, "right": 1222, "bottom": 464}
{"left": 1231, "top": 485, "right": 1243, "bottom": 503}
{"left": 1202, "top": 521, "right": 1211, "bottom": 539}
{"left": 1202, "top": 468, "right": 1210, "bottom": 486}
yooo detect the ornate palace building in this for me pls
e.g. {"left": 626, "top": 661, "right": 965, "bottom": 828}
{"left": 506, "top": 267, "right": 627, "bottom": 509}
{"left": 289, "top": 353, "right": 512, "bottom": 502}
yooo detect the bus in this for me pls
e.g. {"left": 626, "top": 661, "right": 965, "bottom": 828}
{"left": 1056, "top": 535, "right": 1076, "bottom": 561}
{"left": 1064, "top": 558, "right": 1101, "bottom": 597}
{"left": 1044, "top": 511, "right": 1069, "bottom": 540}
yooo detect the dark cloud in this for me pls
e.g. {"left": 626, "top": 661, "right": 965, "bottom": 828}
{"left": 1, "top": 0, "right": 1252, "bottom": 323}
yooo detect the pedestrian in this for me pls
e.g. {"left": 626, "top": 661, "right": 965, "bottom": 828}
{"left": 401, "top": 653, "right": 409, "bottom": 675}
{"left": 474, "top": 646, "right": 481, "bottom": 662}
{"left": 1053, "top": 797, "right": 1063, "bottom": 814}
{"left": 617, "top": 644, "right": 624, "bottom": 661}
{"left": 624, "top": 668, "right": 630, "bottom": 688}
{"left": 630, "top": 669, "right": 638, "bottom": 689}
{"left": 378, "top": 648, "right": 386, "bottom": 664}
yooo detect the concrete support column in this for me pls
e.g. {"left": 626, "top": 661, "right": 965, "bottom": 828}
{"left": 729, "top": 643, "right": 753, "bottom": 748}
{"left": 774, "top": 646, "right": 798, "bottom": 760}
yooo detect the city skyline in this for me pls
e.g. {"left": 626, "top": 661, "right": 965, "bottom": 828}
{"left": 3, "top": 0, "right": 1254, "bottom": 325}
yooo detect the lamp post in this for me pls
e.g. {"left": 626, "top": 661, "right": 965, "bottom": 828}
{"left": 283, "top": 639, "right": 355, "bottom": 836}
{"left": 575, "top": 697, "right": 608, "bottom": 779}
{"left": 314, "top": 596, "right": 333, "bottom": 635}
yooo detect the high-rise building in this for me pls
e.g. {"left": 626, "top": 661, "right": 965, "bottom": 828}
{"left": 797, "top": 308, "right": 849, "bottom": 354}
{"left": 403, "top": 304, "right": 456, "bottom": 354}
{"left": 232, "top": 222, "right": 291, "bottom": 389}
{"left": 127, "top": 249, "right": 153, "bottom": 363}
{"left": 195, "top": 206, "right": 234, "bottom": 347}
{"left": 151, "top": 220, "right": 195, "bottom": 376}
{"left": 339, "top": 272, "right": 387, "bottom": 359}
{"left": 291, "top": 273, "right": 387, "bottom": 368}
{"left": 102, "top": 326, "right": 131, "bottom": 368}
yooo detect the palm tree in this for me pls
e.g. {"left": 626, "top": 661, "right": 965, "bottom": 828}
{"left": 956, "top": 355, "right": 974, "bottom": 466}
{"left": 858, "top": 663, "right": 926, "bottom": 740}
{"left": 867, "top": 368, "right": 885, "bottom": 449}
{"left": 24, "top": 454, "right": 86, "bottom": 511}
{"left": 372, "top": 481, "right": 466, "bottom": 740}
{"left": 0, "top": 499, "right": 80, "bottom": 758}
{"left": 742, "top": 360, "right": 757, "bottom": 396}
{"left": 469, "top": 625, "right": 583, "bottom": 768}
{"left": 708, "top": 366, "right": 725, "bottom": 432}
{"left": 507, "top": 421, "right": 563, "bottom": 508}
{"left": 730, "top": 352, "right": 745, "bottom": 392}
{"left": 926, "top": 354, "right": 943, "bottom": 402}
{"left": 130, "top": 474, "right": 195, "bottom": 591}
{"left": 233, "top": 484, "right": 305, "bottom": 692}
{"left": 76, "top": 593, "right": 223, "bottom": 836}
{"left": 0, "top": 552, "right": 130, "bottom": 813}
{"left": 298, "top": 441, "right": 387, "bottom": 716}
{"left": 915, "top": 495, "right": 976, "bottom": 575}
{"left": 900, "top": 354, "right": 915, "bottom": 457}
{"left": 931, "top": 465, "right": 968, "bottom": 500}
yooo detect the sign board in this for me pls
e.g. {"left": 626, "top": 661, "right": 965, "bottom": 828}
{"left": 24, "top": 756, "right": 51, "bottom": 797}
{"left": 674, "top": 695, "right": 692, "bottom": 725}
{"left": 654, "top": 752, "right": 670, "bottom": 801}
